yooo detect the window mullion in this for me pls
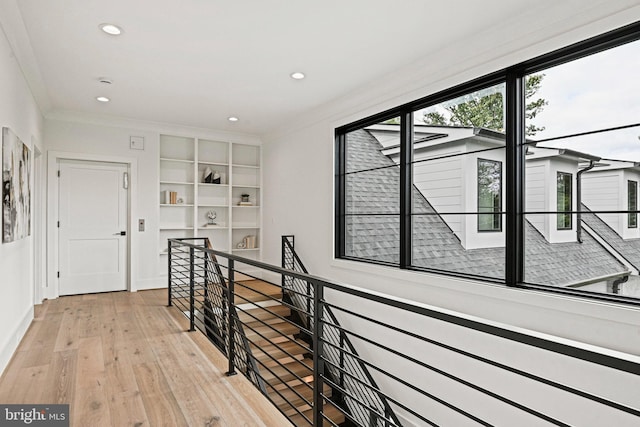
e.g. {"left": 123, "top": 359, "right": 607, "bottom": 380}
{"left": 399, "top": 111, "right": 413, "bottom": 269}
{"left": 505, "top": 70, "right": 525, "bottom": 286}
{"left": 335, "top": 132, "right": 346, "bottom": 258}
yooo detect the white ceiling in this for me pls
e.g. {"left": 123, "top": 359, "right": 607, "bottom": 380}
{"left": 3, "top": 0, "right": 639, "bottom": 135}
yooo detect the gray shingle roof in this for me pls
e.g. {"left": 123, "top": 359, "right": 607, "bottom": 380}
{"left": 345, "top": 129, "right": 628, "bottom": 286}
{"left": 581, "top": 204, "right": 640, "bottom": 272}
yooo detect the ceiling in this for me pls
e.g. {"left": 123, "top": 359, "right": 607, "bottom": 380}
{"left": 3, "top": 0, "right": 638, "bottom": 135}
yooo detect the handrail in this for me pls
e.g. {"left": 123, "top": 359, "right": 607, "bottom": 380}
{"left": 172, "top": 238, "right": 640, "bottom": 376}
{"left": 168, "top": 237, "right": 640, "bottom": 426}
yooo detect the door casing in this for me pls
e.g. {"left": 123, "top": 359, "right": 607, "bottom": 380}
{"left": 47, "top": 151, "right": 138, "bottom": 299}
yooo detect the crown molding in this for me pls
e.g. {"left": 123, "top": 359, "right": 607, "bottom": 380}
{"left": 45, "top": 109, "right": 262, "bottom": 145}
{"left": 0, "top": 0, "right": 52, "bottom": 113}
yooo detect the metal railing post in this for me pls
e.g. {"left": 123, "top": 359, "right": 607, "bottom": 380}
{"left": 167, "top": 240, "right": 172, "bottom": 307}
{"left": 189, "top": 247, "right": 195, "bottom": 332}
{"left": 226, "top": 259, "right": 237, "bottom": 376}
{"left": 203, "top": 246, "right": 209, "bottom": 301}
{"left": 339, "top": 331, "right": 345, "bottom": 389}
{"left": 313, "top": 280, "right": 325, "bottom": 427}
{"left": 281, "top": 236, "right": 286, "bottom": 290}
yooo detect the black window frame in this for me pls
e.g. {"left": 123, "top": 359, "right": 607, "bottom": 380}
{"left": 477, "top": 158, "right": 503, "bottom": 232}
{"left": 629, "top": 180, "right": 638, "bottom": 228}
{"left": 335, "top": 21, "right": 640, "bottom": 306}
{"left": 556, "top": 172, "right": 572, "bottom": 230}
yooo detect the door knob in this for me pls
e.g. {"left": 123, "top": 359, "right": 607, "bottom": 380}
{"left": 114, "top": 231, "right": 126, "bottom": 236}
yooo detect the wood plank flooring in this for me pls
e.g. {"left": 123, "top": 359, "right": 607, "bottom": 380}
{"left": 0, "top": 289, "right": 290, "bottom": 427}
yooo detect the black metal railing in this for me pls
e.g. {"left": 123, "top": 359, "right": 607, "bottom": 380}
{"left": 282, "top": 235, "right": 400, "bottom": 426}
{"left": 168, "top": 237, "right": 640, "bottom": 427}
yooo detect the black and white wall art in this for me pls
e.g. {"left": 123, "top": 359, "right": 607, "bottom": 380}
{"left": 2, "top": 127, "right": 31, "bottom": 243}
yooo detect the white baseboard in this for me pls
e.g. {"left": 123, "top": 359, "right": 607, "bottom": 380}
{"left": 135, "top": 277, "right": 168, "bottom": 291}
{"left": 0, "top": 306, "right": 34, "bottom": 376}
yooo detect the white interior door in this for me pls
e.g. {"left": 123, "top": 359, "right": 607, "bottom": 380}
{"left": 58, "top": 160, "right": 128, "bottom": 295}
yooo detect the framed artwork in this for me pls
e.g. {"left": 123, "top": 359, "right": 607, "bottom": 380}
{"left": 2, "top": 127, "right": 31, "bottom": 243}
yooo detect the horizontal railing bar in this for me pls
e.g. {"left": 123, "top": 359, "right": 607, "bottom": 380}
{"left": 258, "top": 374, "right": 311, "bottom": 422}
{"left": 232, "top": 277, "right": 313, "bottom": 302}
{"left": 172, "top": 239, "right": 640, "bottom": 427}
{"left": 172, "top": 239, "right": 640, "bottom": 375}
{"left": 196, "top": 322, "right": 226, "bottom": 346}
{"left": 323, "top": 303, "right": 640, "bottom": 417}
{"left": 320, "top": 375, "right": 418, "bottom": 427}
{"left": 234, "top": 304, "right": 313, "bottom": 337}
{"left": 318, "top": 407, "right": 340, "bottom": 427}
{"left": 320, "top": 350, "right": 385, "bottom": 404}
{"left": 319, "top": 329, "right": 569, "bottom": 426}
{"left": 239, "top": 320, "right": 312, "bottom": 358}
{"left": 322, "top": 351, "right": 487, "bottom": 426}
{"left": 319, "top": 375, "right": 396, "bottom": 426}
{"left": 232, "top": 289, "right": 314, "bottom": 321}
{"left": 249, "top": 355, "right": 314, "bottom": 409}
{"left": 249, "top": 351, "right": 314, "bottom": 394}
{"left": 237, "top": 322, "right": 312, "bottom": 357}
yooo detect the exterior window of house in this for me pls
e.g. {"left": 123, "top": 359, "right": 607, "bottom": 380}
{"left": 337, "top": 24, "right": 640, "bottom": 301}
{"left": 629, "top": 180, "right": 637, "bottom": 228}
{"left": 556, "top": 172, "right": 572, "bottom": 230}
{"left": 341, "top": 117, "right": 401, "bottom": 266}
{"left": 477, "top": 159, "right": 502, "bottom": 231}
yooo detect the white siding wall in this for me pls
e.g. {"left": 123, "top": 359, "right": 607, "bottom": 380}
{"left": 413, "top": 147, "right": 463, "bottom": 238}
{"left": 582, "top": 172, "right": 622, "bottom": 235}
{"left": 525, "top": 160, "right": 548, "bottom": 237}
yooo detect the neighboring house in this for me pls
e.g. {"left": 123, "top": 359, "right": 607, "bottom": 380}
{"left": 346, "top": 127, "right": 629, "bottom": 289}
{"left": 582, "top": 159, "right": 640, "bottom": 240}
{"left": 373, "top": 124, "right": 506, "bottom": 250}
{"left": 525, "top": 146, "right": 600, "bottom": 244}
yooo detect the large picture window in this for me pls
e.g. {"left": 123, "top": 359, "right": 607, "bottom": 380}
{"left": 629, "top": 180, "right": 637, "bottom": 228}
{"left": 556, "top": 172, "right": 572, "bottom": 230}
{"left": 477, "top": 159, "right": 502, "bottom": 232}
{"left": 336, "top": 22, "right": 640, "bottom": 302}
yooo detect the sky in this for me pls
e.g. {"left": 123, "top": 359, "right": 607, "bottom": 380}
{"left": 413, "top": 38, "right": 640, "bottom": 162}
{"left": 531, "top": 38, "right": 640, "bottom": 161}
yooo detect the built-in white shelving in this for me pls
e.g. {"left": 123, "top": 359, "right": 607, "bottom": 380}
{"left": 159, "top": 135, "right": 261, "bottom": 276}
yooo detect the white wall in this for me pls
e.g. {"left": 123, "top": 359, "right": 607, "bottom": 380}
{"left": 0, "top": 23, "right": 44, "bottom": 374}
{"left": 44, "top": 117, "right": 261, "bottom": 294}
{"left": 261, "top": 5, "right": 640, "bottom": 416}
{"left": 262, "top": 11, "right": 640, "bottom": 419}
{"left": 44, "top": 120, "right": 160, "bottom": 292}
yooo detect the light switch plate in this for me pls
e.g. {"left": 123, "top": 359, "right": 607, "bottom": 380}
{"left": 138, "top": 219, "right": 145, "bottom": 231}
{"left": 130, "top": 136, "right": 144, "bottom": 150}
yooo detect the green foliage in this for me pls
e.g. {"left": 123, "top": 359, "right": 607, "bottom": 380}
{"left": 423, "top": 74, "right": 548, "bottom": 136}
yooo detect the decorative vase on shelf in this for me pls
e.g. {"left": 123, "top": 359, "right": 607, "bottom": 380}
{"left": 203, "top": 167, "right": 213, "bottom": 183}
{"left": 213, "top": 171, "right": 221, "bottom": 184}
{"left": 206, "top": 210, "right": 217, "bottom": 225}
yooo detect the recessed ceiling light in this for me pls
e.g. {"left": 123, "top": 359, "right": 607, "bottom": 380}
{"left": 96, "top": 96, "right": 110, "bottom": 103}
{"left": 99, "top": 23, "right": 123, "bottom": 36}
{"left": 228, "top": 116, "right": 239, "bottom": 122}
{"left": 290, "top": 72, "right": 305, "bottom": 80}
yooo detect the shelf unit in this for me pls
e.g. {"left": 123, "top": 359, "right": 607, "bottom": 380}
{"left": 159, "top": 135, "right": 261, "bottom": 277}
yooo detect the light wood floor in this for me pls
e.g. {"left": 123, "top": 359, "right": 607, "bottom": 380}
{"left": 0, "top": 289, "right": 290, "bottom": 427}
